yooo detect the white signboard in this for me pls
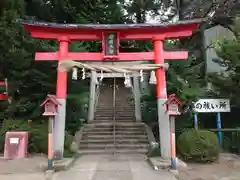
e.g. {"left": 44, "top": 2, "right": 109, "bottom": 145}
{"left": 169, "top": 104, "right": 179, "bottom": 112}
{"left": 193, "top": 99, "right": 230, "bottom": 113}
{"left": 10, "top": 138, "right": 19, "bottom": 144}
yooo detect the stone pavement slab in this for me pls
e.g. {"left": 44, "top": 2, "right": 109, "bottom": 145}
{"left": 53, "top": 154, "right": 177, "bottom": 180}
{"left": 130, "top": 159, "right": 177, "bottom": 180}
{"left": 91, "top": 157, "right": 132, "bottom": 180}
{"left": 0, "top": 155, "right": 46, "bottom": 174}
{"left": 53, "top": 155, "right": 99, "bottom": 180}
{"left": 178, "top": 153, "right": 240, "bottom": 180}
{"left": 0, "top": 173, "right": 46, "bottom": 180}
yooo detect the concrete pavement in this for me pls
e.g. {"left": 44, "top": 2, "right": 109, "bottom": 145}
{"left": 0, "top": 155, "right": 47, "bottom": 180}
{"left": 53, "top": 154, "right": 177, "bottom": 180}
{"left": 0, "top": 173, "right": 47, "bottom": 180}
{"left": 0, "top": 154, "right": 177, "bottom": 180}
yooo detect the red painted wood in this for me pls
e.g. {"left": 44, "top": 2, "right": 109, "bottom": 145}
{"left": 0, "top": 94, "right": 8, "bottom": 100}
{"left": 0, "top": 81, "right": 5, "bottom": 86}
{"left": 41, "top": 94, "right": 61, "bottom": 107}
{"left": 56, "top": 40, "right": 68, "bottom": 99}
{"left": 24, "top": 24, "right": 198, "bottom": 41}
{"left": 35, "top": 52, "right": 59, "bottom": 60}
{"left": 23, "top": 22, "right": 198, "bottom": 103}
{"left": 35, "top": 51, "right": 188, "bottom": 61}
{"left": 164, "top": 51, "right": 188, "bottom": 60}
{"left": 154, "top": 40, "right": 167, "bottom": 99}
{"left": 166, "top": 94, "right": 182, "bottom": 105}
{"left": 30, "top": 31, "right": 101, "bottom": 41}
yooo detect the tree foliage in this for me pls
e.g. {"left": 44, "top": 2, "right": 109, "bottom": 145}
{"left": 208, "top": 19, "right": 240, "bottom": 112}
{"left": 0, "top": 0, "right": 131, "bottom": 133}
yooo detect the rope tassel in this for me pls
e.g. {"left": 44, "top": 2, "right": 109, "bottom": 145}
{"left": 124, "top": 74, "right": 132, "bottom": 88}
{"left": 149, "top": 70, "right": 156, "bottom": 84}
{"left": 140, "top": 70, "right": 144, "bottom": 82}
{"left": 72, "top": 67, "right": 78, "bottom": 80}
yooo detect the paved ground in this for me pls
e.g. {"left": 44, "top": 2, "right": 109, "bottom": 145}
{"left": 0, "top": 173, "right": 47, "bottom": 180}
{"left": 0, "top": 155, "right": 46, "bottom": 174}
{"left": 4, "top": 153, "right": 240, "bottom": 180}
{"left": 178, "top": 153, "right": 240, "bottom": 180}
{"left": 0, "top": 155, "right": 47, "bottom": 180}
{"left": 53, "top": 154, "right": 177, "bottom": 180}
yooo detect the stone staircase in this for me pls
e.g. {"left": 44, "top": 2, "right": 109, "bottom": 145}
{"left": 78, "top": 79, "right": 149, "bottom": 154}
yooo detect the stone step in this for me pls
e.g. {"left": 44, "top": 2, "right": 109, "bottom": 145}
{"left": 95, "top": 113, "right": 135, "bottom": 116}
{"left": 95, "top": 109, "right": 135, "bottom": 113}
{"left": 82, "top": 131, "right": 146, "bottom": 136}
{"left": 92, "top": 121, "right": 136, "bottom": 123}
{"left": 92, "top": 122, "right": 136, "bottom": 124}
{"left": 115, "top": 103, "right": 134, "bottom": 105}
{"left": 81, "top": 134, "right": 147, "bottom": 140}
{"left": 94, "top": 114, "right": 114, "bottom": 117}
{"left": 95, "top": 109, "right": 135, "bottom": 112}
{"left": 97, "top": 106, "right": 134, "bottom": 108}
{"left": 96, "top": 105, "right": 134, "bottom": 108}
{"left": 77, "top": 149, "right": 148, "bottom": 154}
{"left": 95, "top": 111, "right": 135, "bottom": 114}
{"left": 96, "top": 104, "right": 134, "bottom": 107}
{"left": 80, "top": 139, "right": 148, "bottom": 144}
{"left": 79, "top": 143, "right": 149, "bottom": 149}
{"left": 95, "top": 111, "right": 134, "bottom": 114}
{"left": 85, "top": 122, "right": 145, "bottom": 127}
{"left": 84, "top": 126, "right": 145, "bottom": 131}
{"left": 94, "top": 116, "right": 134, "bottom": 119}
{"left": 99, "top": 113, "right": 135, "bottom": 116}
{"left": 93, "top": 120, "right": 135, "bottom": 123}
{"left": 83, "top": 128, "right": 145, "bottom": 133}
{"left": 83, "top": 130, "right": 145, "bottom": 134}
{"left": 95, "top": 106, "right": 113, "bottom": 109}
{"left": 94, "top": 115, "right": 135, "bottom": 118}
{"left": 94, "top": 117, "right": 135, "bottom": 120}
{"left": 93, "top": 121, "right": 135, "bottom": 124}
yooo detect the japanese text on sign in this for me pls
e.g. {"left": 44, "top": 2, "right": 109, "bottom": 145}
{"left": 193, "top": 99, "right": 230, "bottom": 113}
{"left": 104, "top": 33, "right": 117, "bottom": 56}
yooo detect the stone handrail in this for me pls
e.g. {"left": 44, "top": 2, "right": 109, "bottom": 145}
{"left": 94, "top": 81, "right": 101, "bottom": 113}
{"left": 70, "top": 126, "right": 85, "bottom": 152}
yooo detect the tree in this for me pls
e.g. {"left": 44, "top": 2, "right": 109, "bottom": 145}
{"left": 0, "top": 0, "right": 128, "bottom": 124}
{"left": 208, "top": 19, "right": 240, "bottom": 109}
{"left": 204, "top": 19, "right": 240, "bottom": 151}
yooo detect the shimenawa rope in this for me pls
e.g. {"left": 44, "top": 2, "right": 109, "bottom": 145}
{"left": 59, "top": 60, "right": 169, "bottom": 73}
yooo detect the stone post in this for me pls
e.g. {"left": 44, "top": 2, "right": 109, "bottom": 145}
{"left": 88, "top": 71, "right": 97, "bottom": 123}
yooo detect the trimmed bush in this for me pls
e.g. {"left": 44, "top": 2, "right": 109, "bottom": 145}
{"left": 178, "top": 129, "right": 220, "bottom": 162}
{"left": 231, "top": 131, "right": 240, "bottom": 154}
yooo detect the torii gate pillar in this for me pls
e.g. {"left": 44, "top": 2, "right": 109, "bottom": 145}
{"left": 154, "top": 39, "right": 169, "bottom": 158}
{"left": 54, "top": 38, "right": 69, "bottom": 158}
{"left": 20, "top": 19, "right": 203, "bottom": 159}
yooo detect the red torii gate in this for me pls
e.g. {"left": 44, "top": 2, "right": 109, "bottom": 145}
{"left": 20, "top": 19, "right": 203, "bottom": 159}
{"left": 0, "top": 80, "right": 8, "bottom": 101}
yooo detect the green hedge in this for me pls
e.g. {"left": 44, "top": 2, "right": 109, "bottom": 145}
{"left": 178, "top": 129, "right": 220, "bottom": 162}
{"left": 0, "top": 120, "right": 73, "bottom": 156}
